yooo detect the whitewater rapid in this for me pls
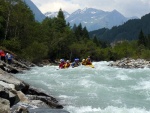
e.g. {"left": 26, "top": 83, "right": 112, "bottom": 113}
{"left": 14, "top": 61, "right": 150, "bottom": 113}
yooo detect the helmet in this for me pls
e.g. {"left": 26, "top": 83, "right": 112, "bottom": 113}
{"left": 75, "top": 58, "right": 79, "bottom": 61}
{"left": 60, "top": 59, "right": 64, "bottom": 62}
{"left": 87, "top": 58, "right": 90, "bottom": 61}
{"left": 82, "top": 59, "right": 85, "bottom": 62}
{"left": 66, "top": 60, "right": 70, "bottom": 63}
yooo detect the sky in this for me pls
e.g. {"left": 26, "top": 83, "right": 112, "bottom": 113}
{"left": 31, "top": 0, "right": 150, "bottom": 18}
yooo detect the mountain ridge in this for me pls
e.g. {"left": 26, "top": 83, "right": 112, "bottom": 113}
{"left": 45, "top": 8, "right": 129, "bottom": 31}
{"left": 24, "top": 0, "right": 45, "bottom": 22}
{"left": 89, "top": 13, "right": 150, "bottom": 42}
{"left": 24, "top": 1, "right": 138, "bottom": 32}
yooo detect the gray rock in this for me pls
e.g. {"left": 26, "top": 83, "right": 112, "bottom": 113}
{"left": 27, "top": 86, "right": 58, "bottom": 103}
{"left": 0, "top": 97, "right": 10, "bottom": 113}
{"left": 0, "top": 81, "right": 15, "bottom": 89}
{"left": 11, "top": 105, "right": 29, "bottom": 113}
{"left": 29, "top": 108, "right": 70, "bottom": 113}
{"left": 0, "top": 84, "right": 9, "bottom": 99}
{"left": 26, "top": 95, "right": 63, "bottom": 109}
{"left": 109, "top": 58, "right": 150, "bottom": 69}
{"left": 12, "top": 59, "right": 30, "bottom": 70}
{"left": 0, "top": 66, "right": 67, "bottom": 112}
{"left": 0, "top": 69, "right": 27, "bottom": 91}
{"left": 11, "top": 101, "right": 48, "bottom": 113}
{"left": 9, "top": 91, "right": 20, "bottom": 107}
{"left": 0, "top": 60, "right": 22, "bottom": 73}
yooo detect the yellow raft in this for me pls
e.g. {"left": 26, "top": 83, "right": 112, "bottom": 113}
{"left": 85, "top": 64, "right": 95, "bottom": 68}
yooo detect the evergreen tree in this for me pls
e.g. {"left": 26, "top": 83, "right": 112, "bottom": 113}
{"left": 55, "top": 8, "right": 66, "bottom": 33}
{"left": 74, "top": 23, "right": 82, "bottom": 40}
{"left": 72, "top": 24, "right": 77, "bottom": 33}
{"left": 82, "top": 26, "right": 89, "bottom": 39}
{"left": 138, "top": 30, "right": 146, "bottom": 47}
{"left": 93, "top": 35, "right": 99, "bottom": 46}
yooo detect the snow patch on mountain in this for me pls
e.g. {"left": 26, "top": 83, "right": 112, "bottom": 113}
{"left": 44, "top": 8, "right": 137, "bottom": 31}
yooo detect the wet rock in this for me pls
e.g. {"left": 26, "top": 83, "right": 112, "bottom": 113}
{"left": 27, "top": 86, "right": 58, "bottom": 103}
{"left": 28, "top": 109, "right": 70, "bottom": 113}
{"left": 27, "top": 95, "right": 63, "bottom": 109}
{"left": 12, "top": 105, "right": 29, "bottom": 113}
{"left": 11, "top": 101, "right": 47, "bottom": 113}
{"left": 11, "top": 103, "right": 69, "bottom": 113}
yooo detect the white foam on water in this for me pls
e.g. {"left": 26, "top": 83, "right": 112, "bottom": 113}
{"left": 14, "top": 61, "right": 150, "bottom": 113}
{"left": 78, "top": 79, "right": 93, "bottom": 88}
{"left": 132, "top": 80, "right": 150, "bottom": 91}
{"left": 65, "top": 106, "right": 150, "bottom": 113}
{"left": 115, "top": 73, "right": 132, "bottom": 81}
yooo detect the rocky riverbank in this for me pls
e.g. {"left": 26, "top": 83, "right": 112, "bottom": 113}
{"left": 0, "top": 60, "right": 69, "bottom": 113}
{"left": 109, "top": 58, "right": 150, "bottom": 68}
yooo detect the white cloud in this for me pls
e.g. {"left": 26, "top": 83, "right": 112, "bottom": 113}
{"left": 31, "top": 0, "right": 80, "bottom": 14}
{"left": 31, "top": 0, "right": 150, "bottom": 17}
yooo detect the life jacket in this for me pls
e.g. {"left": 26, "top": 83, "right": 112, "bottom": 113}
{"left": 86, "top": 58, "right": 92, "bottom": 65}
{"left": 64, "top": 63, "right": 70, "bottom": 68}
{"left": 59, "top": 62, "right": 65, "bottom": 69}
{"left": 0, "top": 51, "right": 5, "bottom": 57}
{"left": 6, "top": 53, "right": 12, "bottom": 60}
{"left": 71, "top": 62, "right": 79, "bottom": 67}
{"left": 82, "top": 59, "right": 86, "bottom": 65}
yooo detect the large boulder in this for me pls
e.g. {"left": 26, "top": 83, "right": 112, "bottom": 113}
{"left": 0, "top": 69, "right": 29, "bottom": 91}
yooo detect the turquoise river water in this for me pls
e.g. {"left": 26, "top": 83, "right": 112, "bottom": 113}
{"left": 14, "top": 61, "right": 150, "bottom": 113}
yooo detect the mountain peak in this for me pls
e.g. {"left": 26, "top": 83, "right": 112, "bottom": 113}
{"left": 44, "top": 10, "right": 70, "bottom": 19}
{"left": 65, "top": 8, "right": 128, "bottom": 31}
{"left": 25, "top": 1, "right": 128, "bottom": 31}
{"left": 44, "top": 8, "right": 128, "bottom": 31}
{"left": 82, "top": 7, "right": 88, "bottom": 11}
{"left": 112, "top": 9, "right": 118, "bottom": 13}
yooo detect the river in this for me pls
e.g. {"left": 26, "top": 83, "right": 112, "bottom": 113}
{"left": 14, "top": 61, "right": 150, "bottom": 113}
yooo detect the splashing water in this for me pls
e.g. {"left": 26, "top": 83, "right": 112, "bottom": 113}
{"left": 14, "top": 61, "right": 150, "bottom": 113}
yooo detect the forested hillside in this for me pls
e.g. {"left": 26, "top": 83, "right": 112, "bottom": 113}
{"left": 0, "top": 0, "right": 104, "bottom": 63}
{"left": 1, "top": 0, "right": 150, "bottom": 63}
{"left": 89, "top": 13, "right": 150, "bottom": 42}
